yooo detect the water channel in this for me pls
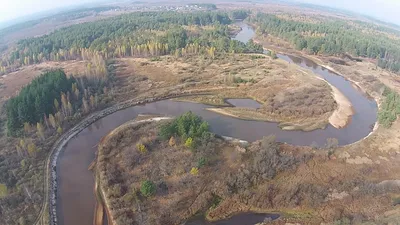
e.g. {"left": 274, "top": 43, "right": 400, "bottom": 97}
{"left": 56, "top": 22, "right": 377, "bottom": 225}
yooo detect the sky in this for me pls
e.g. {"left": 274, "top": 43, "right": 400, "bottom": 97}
{"left": 0, "top": 0, "right": 98, "bottom": 23}
{"left": 296, "top": 0, "right": 400, "bottom": 25}
{"left": 0, "top": 0, "right": 399, "bottom": 25}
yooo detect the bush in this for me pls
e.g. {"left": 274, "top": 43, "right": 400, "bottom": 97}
{"left": 210, "top": 194, "right": 222, "bottom": 209}
{"left": 57, "top": 126, "right": 63, "bottom": 134}
{"left": 185, "top": 137, "right": 194, "bottom": 149}
{"left": 150, "top": 57, "right": 162, "bottom": 61}
{"left": 252, "top": 135, "right": 299, "bottom": 182}
{"left": 136, "top": 143, "right": 148, "bottom": 154}
{"left": 393, "top": 197, "right": 400, "bottom": 206}
{"left": 168, "top": 136, "right": 176, "bottom": 146}
{"left": 0, "top": 183, "right": 8, "bottom": 198}
{"left": 190, "top": 167, "right": 199, "bottom": 176}
{"left": 140, "top": 180, "right": 156, "bottom": 197}
{"left": 197, "top": 157, "right": 207, "bottom": 168}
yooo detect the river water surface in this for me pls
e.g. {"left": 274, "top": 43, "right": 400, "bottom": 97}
{"left": 56, "top": 22, "right": 377, "bottom": 225}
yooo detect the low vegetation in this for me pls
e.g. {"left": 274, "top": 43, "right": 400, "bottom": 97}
{"left": 140, "top": 180, "right": 156, "bottom": 198}
{"left": 96, "top": 114, "right": 400, "bottom": 225}
{"left": 96, "top": 115, "right": 319, "bottom": 224}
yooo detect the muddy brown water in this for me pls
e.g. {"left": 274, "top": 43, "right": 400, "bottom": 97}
{"left": 56, "top": 22, "right": 377, "bottom": 225}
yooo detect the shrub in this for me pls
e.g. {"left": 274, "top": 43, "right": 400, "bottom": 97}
{"left": 190, "top": 167, "right": 199, "bottom": 176}
{"left": 271, "top": 51, "right": 278, "bottom": 59}
{"left": 325, "top": 138, "right": 339, "bottom": 149}
{"left": 210, "top": 194, "right": 222, "bottom": 209}
{"left": 233, "top": 76, "right": 247, "bottom": 83}
{"left": 0, "top": 183, "right": 8, "bottom": 198}
{"left": 197, "top": 157, "right": 207, "bottom": 168}
{"left": 185, "top": 137, "right": 194, "bottom": 149}
{"left": 57, "top": 126, "right": 63, "bottom": 134}
{"left": 252, "top": 135, "right": 299, "bottom": 182}
{"left": 136, "top": 143, "right": 147, "bottom": 154}
{"left": 150, "top": 57, "right": 162, "bottom": 61}
{"left": 393, "top": 197, "right": 400, "bottom": 206}
{"left": 169, "top": 136, "right": 176, "bottom": 146}
{"left": 140, "top": 180, "right": 156, "bottom": 197}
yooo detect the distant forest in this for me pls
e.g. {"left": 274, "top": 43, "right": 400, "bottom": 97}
{"left": 250, "top": 13, "right": 400, "bottom": 73}
{"left": 3, "top": 9, "right": 400, "bottom": 73}
{"left": 0, "top": 11, "right": 262, "bottom": 74}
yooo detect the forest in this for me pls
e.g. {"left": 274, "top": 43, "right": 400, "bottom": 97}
{"left": 250, "top": 13, "right": 400, "bottom": 73}
{"left": 378, "top": 87, "right": 400, "bottom": 128}
{"left": 6, "top": 67, "right": 108, "bottom": 136}
{"left": 6, "top": 70, "right": 74, "bottom": 136}
{"left": 0, "top": 11, "right": 262, "bottom": 74}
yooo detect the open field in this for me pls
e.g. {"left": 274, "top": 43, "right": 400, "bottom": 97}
{"left": 114, "top": 54, "right": 337, "bottom": 131}
{"left": 0, "top": 9, "right": 128, "bottom": 52}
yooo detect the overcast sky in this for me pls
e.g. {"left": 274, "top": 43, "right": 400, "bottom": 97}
{"left": 296, "top": 0, "right": 400, "bottom": 24}
{"left": 0, "top": 0, "right": 399, "bottom": 25}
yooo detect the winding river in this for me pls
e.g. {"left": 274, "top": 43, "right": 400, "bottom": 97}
{"left": 56, "top": 22, "right": 377, "bottom": 225}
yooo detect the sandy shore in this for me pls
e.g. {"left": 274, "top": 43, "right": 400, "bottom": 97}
{"left": 328, "top": 84, "right": 354, "bottom": 128}
{"left": 310, "top": 75, "right": 354, "bottom": 129}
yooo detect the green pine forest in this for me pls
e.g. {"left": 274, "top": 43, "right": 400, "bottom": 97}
{"left": 250, "top": 13, "right": 400, "bottom": 72}
{"left": 0, "top": 11, "right": 262, "bottom": 74}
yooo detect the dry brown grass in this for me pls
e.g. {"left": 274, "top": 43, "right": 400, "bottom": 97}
{"left": 97, "top": 119, "right": 400, "bottom": 225}
{"left": 116, "top": 54, "right": 337, "bottom": 130}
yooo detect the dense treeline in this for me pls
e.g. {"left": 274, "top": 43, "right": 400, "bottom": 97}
{"left": 187, "top": 3, "right": 217, "bottom": 10}
{"left": 230, "top": 10, "right": 250, "bottom": 20}
{"left": 4, "top": 12, "right": 230, "bottom": 66}
{"left": 378, "top": 87, "right": 400, "bottom": 128}
{"left": 0, "top": 11, "right": 263, "bottom": 74}
{"left": 6, "top": 67, "right": 107, "bottom": 136}
{"left": 6, "top": 70, "right": 74, "bottom": 135}
{"left": 250, "top": 13, "right": 400, "bottom": 72}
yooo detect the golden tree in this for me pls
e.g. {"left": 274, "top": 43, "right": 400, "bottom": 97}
{"left": 36, "top": 122, "right": 45, "bottom": 140}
